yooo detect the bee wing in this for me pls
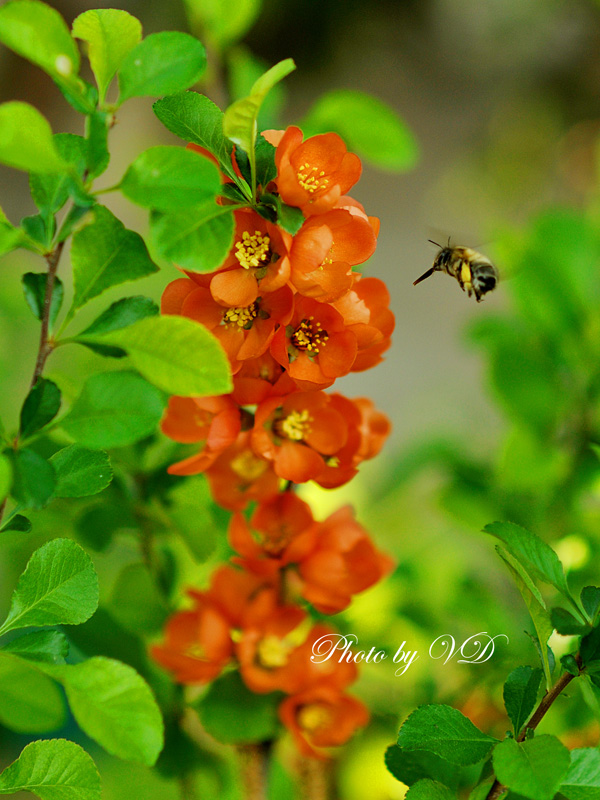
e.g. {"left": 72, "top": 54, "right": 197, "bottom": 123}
{"left": 413, "top": 266, "right": 436, "bottom": 286}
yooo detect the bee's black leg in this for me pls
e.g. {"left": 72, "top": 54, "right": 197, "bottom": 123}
{"left": 413, "top": 267, "right": 436, "bottom": 286}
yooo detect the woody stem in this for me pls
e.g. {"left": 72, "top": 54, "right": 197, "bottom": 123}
{"left": 30, "top": 241, "right": 65, "bottom": 389}
{"left": 237, "top": 742, "right": 271, "bottom": 800}
{"left": 298, "top": 756, "right": 333, "bottom": 800}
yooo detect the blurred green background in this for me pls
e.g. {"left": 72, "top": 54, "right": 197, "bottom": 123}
{"left": 2, "top": 0, "right": 600, "bottom": 798}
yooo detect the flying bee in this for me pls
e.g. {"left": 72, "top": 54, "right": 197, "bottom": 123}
{"left": 413, "top": 240, "right": 499, "bottom": 302}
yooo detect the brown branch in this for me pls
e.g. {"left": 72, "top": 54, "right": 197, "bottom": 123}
{"left": 236, "top": 743, "right": 271, "bottom": 800}
{"left": 30, "top": 240, "right": 65, "bottom": 389}
{"left": 485, "top": 668, "right": 578, "bottom": 800}
{"left": 298, "top": 756, "right": 334, "bottom": 800}
{"left": 0, "top": 499, "right": 6, "bottom": 528}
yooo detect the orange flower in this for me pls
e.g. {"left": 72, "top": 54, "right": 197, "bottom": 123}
{"left": 274, "top": 127, "right": 361, "bottom": 216}
{"left": 279, "top": 685, "right": 369, "bottom": 758}
{"left": 291, "top": 505, "right": 394, "bottom": 614}
{"left": 252, "top": 391, "right": 349, "bottom": 483}
{"left": 289, "top": 208, "right": 376, "bottom": 302}
{"left": 201, "top": 564, "right": 272, "bottom": 628}
{"left": 209, "top": 209, "right": 292, "bottom": 307}
{"left": 162, "top": 395, "right": 241, "bottom": 475}
{"left": 204, "top": 431, "right": 281, "bottom": 511}
{"left": 151, "top": 599, "right": 232, "bottom": 685}
{"left": 270, "top": 296, "right": 357, "bottom": 389}
{"left": 231, "top": 352, "right": 296, "bottom": 406}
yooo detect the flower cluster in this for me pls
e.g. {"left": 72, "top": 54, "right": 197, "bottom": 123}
{"left": 153, "top": 127, "right": 394, "bottom": 758}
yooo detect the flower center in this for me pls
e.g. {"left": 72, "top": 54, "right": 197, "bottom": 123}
{"left": 297, "top": 163, "right": 329, "bottom": 194}
{"left": 276, "top": 409, "right": 312, "bottom": 441}
{"left": 297, "top": 703, "right": 332, "bottom": 733}
{"left": 231, "top": 450, "right": 269, "bottom": 481}
{"left": 222, "top": 302, "right": 258, "bottom": 328}
{"left": 235, "top": 230, "right": 271, "bottom": 270}
{"left": 291, "top": 317, "right": 329, "bottom": 354}
{"left": 256, "top": 634, "right": 290, "bottom": 669}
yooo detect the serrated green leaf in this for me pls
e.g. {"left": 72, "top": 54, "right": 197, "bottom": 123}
{"left": 72, "top": 9, "right": 142, "bottom": 101}
{"left": 30, "top": 133, "right": 87, "bottom": 217}
{"left": 76, "top": 295, "right": 158, "bottom": 357}
{"left": 71, "top": 205, "right": 158, "bottom": 309}
{"left": 79, "top": 314, "right": 232, "bottom": 396}
{"left": 0, "top": 538, "right": 99, "bottom": 636}
{"left": 152, "top": 91, "right": 236, "bottom": 180}
{"left": 61, "top": 371, "right": 165, "bottom": 449}
{"left": 9, "top": 448, "right": 55, "bottom": 510}
{"left": 149, "top": 202, "right": 235, "bottom": 273}
{"left": 0, "top": 1, "right": 80, "bottom": 81}
{"left": 0, "top": 454, "right": 11, "bottom": 503}
{"left": 20, "top": 378, "right": 61, "bottom": 438}
{"left": 0, "top": 102, "right": 68, "bottom": 173}
{"left": 1, "top": 630, "right": 69, "bottom": 664}
{"left": 223, "top": 58, "right": 295, "bottom": 156}
{"left": 0, "top": 215, "right": 25, "bottom": 256}
{"left": 485, "top": 522, "right": 570, "bottom": 599}
{"left": 0, "top": 652, "right": 66, "bottom": 733}
{"left": 274, "top": 196, "right": 304, "bottom": 235}
{"left": 581, "top": 587, "right": 600, "bottom": 624}
{"left": 22, "top": 273, "right": 64, "bottom": 330}
{"left": 110, "top": 563, "right": 169, "bottom": 634}
{"left": 0, "top": 738, "right": 101, "bottom": 799}
{"left": 86, "top": 110, "right": 110, "bottom": 178}
{"left": 118, "top": 32, "right": 206, "bottom": 103}
{"left": 0, "top": 513, "right": 31, "bottom": 533}
{"left": 183, "top": 0, "right": 261, "bottom": 51}
{"left": 503, "top": 665, "right": 543, "bottom": 736}
{"left": 493, "top": 735, "right": 570, "bottom": 800}
{"left": 560, "top": 748, "right": 600, "bottom": 800}
{"left": 49, "top": 657, "right": 164, "bottom": 765}
{"left": 196, "top": 671, "right": 281, "bottom": 744}
{"left": 405, "top": 780, "right": 456, "bottom": 800}
{"left": 50, "top": 444, "right": 112, "bottom": 498}
{"left": 580, "top": 625, "right": 600, "bottom": 669}
{"left": 228, "top": 46, "right": 285, "bottom": 129}
{"left": 397, "top": 705, "right": 498, "bottom": 766}
{"left": 120, "top": 145, "right": 222, "bottom": 210}
{"left": 561, "top": 653, "right": 580, "bottom": 676}
{"left": 255, "top": 135, "right": 277, "bottom": 187}
{"left": 384, "top": 745, "right": 460, "bottom": 789}
{"left": 301, "top": 89, "right": 419, "bottom": 172}
{"left": 551, "top": 607, "right": 590, "bottom": 636}
{"left": 21, "top": 213, "right": 49, "bottom": 248}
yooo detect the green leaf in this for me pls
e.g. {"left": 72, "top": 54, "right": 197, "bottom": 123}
{"left": 404, "top": 780, "right": 455, "bottom": 800}
{"left": 255, "top": 135, "right": 277, "bottom": 187}
{"left": 561, "top": 653, "right": 580, "bottom": 677}
{"left": 120, "top": 145, "right": 222, "bottom": 210}
{"left": 86, "top": 110, "right": 110, "bottom": 178}
{"left": 149, "top": 203, "right": 235, "bottom": 273}
{"left": 0, "top": 738, "right": 101, "bottom": 799}
{"left": 274, "top": 196, "right": 304, "bottom": 235}
{"left": 196, "top": 671, "right": 281, "bottom": 744}
{"left": 560, "top": 748, "right": 600, "bottom": 800}
{"left": 0, "top": 454, "right": 11, "bottom": 503}
{"left": 301, "top": 89, "right": 419, "bottom": 172}
{"left": 228, "top": 46, "right": 285, "bottom": 130}
{"left": 1, "top": 630, "right": 69, "bottom": 664}
{"left": 50, "top": 657, "right": 164, "bottom": 765}
{"left": 21, "top": 213, "right": 50, "bottom": 248}
{"left": 71, "top": 205, "right": 158, "bottom": 310}
{"left": 493, "top": 735, "right": 571, "bottom": 800}
{"left": 0, "top": 1, "right": 80, "bottom": 81}
{"left": 77, "top": 296, "right": 158, "bottom": 357}
{"left": 20, "top": 378, "right": 61, "bottom": 438}
{"left": 496, "top": 547, "right": 554, "bottom": 688}
{"left": 551, "top": 607, "right": 590, "bottom": 636}
{"left": 0, "top": 215, "right": 25, "bottom": 256}
{"left": 0, "top": 652, "right": 66, "bottom": 733}
{"left": 396, "top": 705, "right": 498, "bottom": 766}
{"left": 223, "top": 58, "right": 295, "bottom": 156}
{"left": 503, "top": 665, "right": 543, "bottom": 736}
{"left": 183, "top": 0, "right": 261, "bottom": 51}
{"left": 110, "top": 563, "right": 169, "bottom": 634}
{"left": 50, "top": 444, "right": 113, "bottom": 498}
{"left": 580, "top": 625, "right": 600, "bottom": 669}
{"left": 22, "top": 273, "right": 64, "bottom": 330}
{"left": 0, "top": 514, "right": 31, "bottom": 533}
{"left": 61, "top": 371, "right": 165, "bottom": 449}
{"left": 30, "top": 133, "right": 87, "bottom": 217}
{"left": 167, "top": 476, "right": 219, "bottom": 561}
{"left": 484, "top": 522, "right": 570, "bottom": 599}
{"left": 75, "top": 503, "right": 123, "bottom": 552}
{"left": 79, "top": 315, "right": 232, "bottom": 396}
{"left": 384, "top": 745, "right": 460, "bottom": 789}
{"left": 9, "top": 449, "right": 55, "bottom": 510}
{"left": 152, "top": 91, "right": 236, "bottom": 179}
{"left": 72, "top": 9, "right": 142, "bottom": 101}
{"left": 118, "top": 32, "right": 206, "bottom": 103}
{"left": 581, "top": 587, "right": 600, "bottom": 624}
{"left": 0, "top": 538, "right": 99, "bottom": 636}
{"left": 0, "top": 102, "right": 68, "bottom": 173}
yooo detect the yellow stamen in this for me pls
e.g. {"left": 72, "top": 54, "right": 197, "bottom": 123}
{"left": 291, "top": 317, "right": 329, "bottom": 354}
{"left": 257, "top": 635, "right": 290, "bottom": 669}
{"left": 297, "top": 163, "right": 329, "bottom": 194}
{"left": 235, "top": 230, "right": 271, "bottom": 270}
{"left": 231, "top": 450, "right": 269, "bottom": 481}
{"left": 298, "top": 703, "right": 332, "bottom": 733}
{"left": 278, "top": 409, "right": 312, "bottom": 441}
{"left": 222, "top": 302, "right": 258, "bottom": 328}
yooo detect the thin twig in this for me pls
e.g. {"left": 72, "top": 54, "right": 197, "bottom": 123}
{"left": 30, "top": 240, "right": 66, "bottom": 389}
{"left": 0, "top": 499, "right": 6, "bottom": 528}
{"left": 298, "top": 755, "right": 333, "bottom": 800}
{"left": 237, "top": 743, "right": 271, "bottom": 800}
{"left": 485, "top": 668, "right": 578, "bottom": 800}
